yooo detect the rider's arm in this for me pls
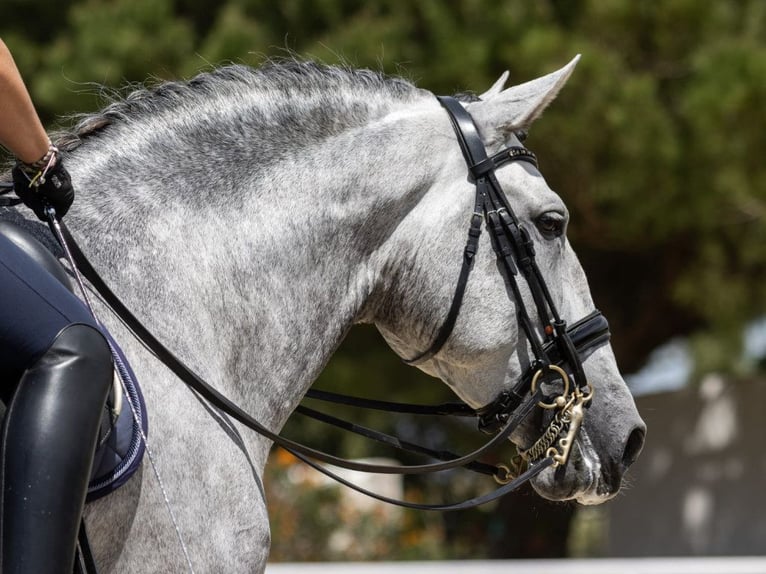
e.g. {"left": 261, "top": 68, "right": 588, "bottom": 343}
{"left": 0, "top": 38, "right": 50, "bottom": 164}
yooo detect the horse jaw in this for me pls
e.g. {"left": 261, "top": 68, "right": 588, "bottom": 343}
{"left": 527, "top": 431, "right": 613, "bottom": 506}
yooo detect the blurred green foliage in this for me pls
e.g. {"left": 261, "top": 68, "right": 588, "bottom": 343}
{"left": 2, "top": 0, "right": 765, "bottom": 558}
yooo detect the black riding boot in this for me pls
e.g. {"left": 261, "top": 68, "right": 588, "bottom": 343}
{"left": 0, "top": 323, "right": 112, "bottom": 574}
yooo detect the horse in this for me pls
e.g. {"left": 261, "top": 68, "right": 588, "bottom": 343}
{"left": 1, "top": 56, "right": 645, "bottom": 572}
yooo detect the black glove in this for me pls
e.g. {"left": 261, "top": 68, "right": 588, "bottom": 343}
{"left": 13, "top": 157, "right": 75, "bottom": 221}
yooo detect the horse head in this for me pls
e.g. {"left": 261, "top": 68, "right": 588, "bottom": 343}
{"left": 373, "top": 57, "right": 645, "bottom": 505}
{"left": 12, "top": 57, "right": 649, "bottom": 570}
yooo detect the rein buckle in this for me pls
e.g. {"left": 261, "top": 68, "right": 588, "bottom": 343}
{"left": 493, "top": 454, "right": 526, "bottom": 485}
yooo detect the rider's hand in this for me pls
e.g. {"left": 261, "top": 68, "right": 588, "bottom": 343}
{"left": 12, "top": 155, "right": 75, "bottom": 221}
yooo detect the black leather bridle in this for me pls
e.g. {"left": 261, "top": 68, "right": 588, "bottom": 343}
{"left": 299, "top": 95, "right": 611, "bottom": 483}
{"left": 0, "top": 94, "right": 611, "bottom": 512}
{"left": 402, "top": 96, "right": 608, "bottom": 436}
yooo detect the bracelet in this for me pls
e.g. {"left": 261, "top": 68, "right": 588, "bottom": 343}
{"left": 18, "top": 142, "right": 59, "bottom": 187}
{"left": 26, "top": 142, "right": 58, "bottom": 171}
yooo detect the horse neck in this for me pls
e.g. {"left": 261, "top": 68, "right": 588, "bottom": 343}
{"left": 65, "top": 105, "right": 437, "bottom": 431}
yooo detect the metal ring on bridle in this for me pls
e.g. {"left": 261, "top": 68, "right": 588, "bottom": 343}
{"left": 578, "top": 384, "right": 594, "bottom": 403}
{"left": 530, "top": 364, "right": 571, "bottom": 410}
{"left": 493, "top": 464, "right": 513, "bottom": 485}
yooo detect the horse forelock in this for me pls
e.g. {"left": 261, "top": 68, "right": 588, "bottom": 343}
{"left": 55, "top": 60, "right": 424, "bottom": 153}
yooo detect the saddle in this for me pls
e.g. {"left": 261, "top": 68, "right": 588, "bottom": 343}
{"left": 0, "top": 220, "right": 147, "bottom": 502}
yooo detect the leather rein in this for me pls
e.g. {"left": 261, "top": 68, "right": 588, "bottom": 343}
{"left": 0, "top": 95, "right": 611, "bottom": 511}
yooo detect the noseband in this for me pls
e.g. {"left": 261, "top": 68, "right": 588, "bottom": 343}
{"left": 404, "top": 96, "right": 609, "bottom": 467}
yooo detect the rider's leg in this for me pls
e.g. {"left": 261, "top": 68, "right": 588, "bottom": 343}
{"left": 1, "top": 324, "right": 112, "bottom": 573}
{"left": 0, "top": 234, "right": 113, "bottom": 573}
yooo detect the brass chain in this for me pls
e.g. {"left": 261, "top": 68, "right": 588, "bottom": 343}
{"left": 519, "top": 408, "right": 570, "bottom": 463}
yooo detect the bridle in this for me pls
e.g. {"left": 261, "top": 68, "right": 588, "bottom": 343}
{"left": 400, "top": 96, "right": 608, "bottom": 460}
{"left": 280, "top": 95, "right": 610, "bottom": 496}
{"left": 0, "top": 95, "right": 611, "bottom": 511}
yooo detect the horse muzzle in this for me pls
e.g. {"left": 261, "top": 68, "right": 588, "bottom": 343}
{"left": 529, "top": 414, "right": 646, "bottom": 504}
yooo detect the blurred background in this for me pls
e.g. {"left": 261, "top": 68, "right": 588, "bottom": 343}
{"left": 2, "top": 0, "right": 765, "bottom": 562}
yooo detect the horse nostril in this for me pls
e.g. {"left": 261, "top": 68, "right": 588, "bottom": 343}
{"left": 622, "top": 426, "right": 646, "bottom": 470}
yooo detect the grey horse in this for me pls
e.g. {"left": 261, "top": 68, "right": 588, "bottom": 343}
{"left": 3, "top": 56, "right": 645, "bottom": 572}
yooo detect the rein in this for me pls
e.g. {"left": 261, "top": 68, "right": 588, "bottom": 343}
{"left": 55, "top": 220, "right": 554, "bottom": 507}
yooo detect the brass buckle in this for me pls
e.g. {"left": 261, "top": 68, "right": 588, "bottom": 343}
{"left": 493, "top": 455, "right": 526, "bottom": 485}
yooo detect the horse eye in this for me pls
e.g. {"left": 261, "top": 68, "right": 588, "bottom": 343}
{"left": 515, "top": 129, "right": 528, "bottom": 143}
{"left": 535, "top": 212, "right": 565, "bottom": 239}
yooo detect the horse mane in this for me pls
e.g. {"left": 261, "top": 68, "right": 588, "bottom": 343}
{"left": 56, "top": 60, "right": 423, "bottom": 152}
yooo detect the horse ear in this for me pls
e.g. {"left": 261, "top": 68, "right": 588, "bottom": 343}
{"left": 468, "top": 55, "right": 580, "bottom": 141}
{"left": 479, "top": 71, "right": 510, "bottom": 100}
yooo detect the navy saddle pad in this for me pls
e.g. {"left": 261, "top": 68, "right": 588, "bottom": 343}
{"left": 87, "top": 331, "right": 148, "bottom": 502}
